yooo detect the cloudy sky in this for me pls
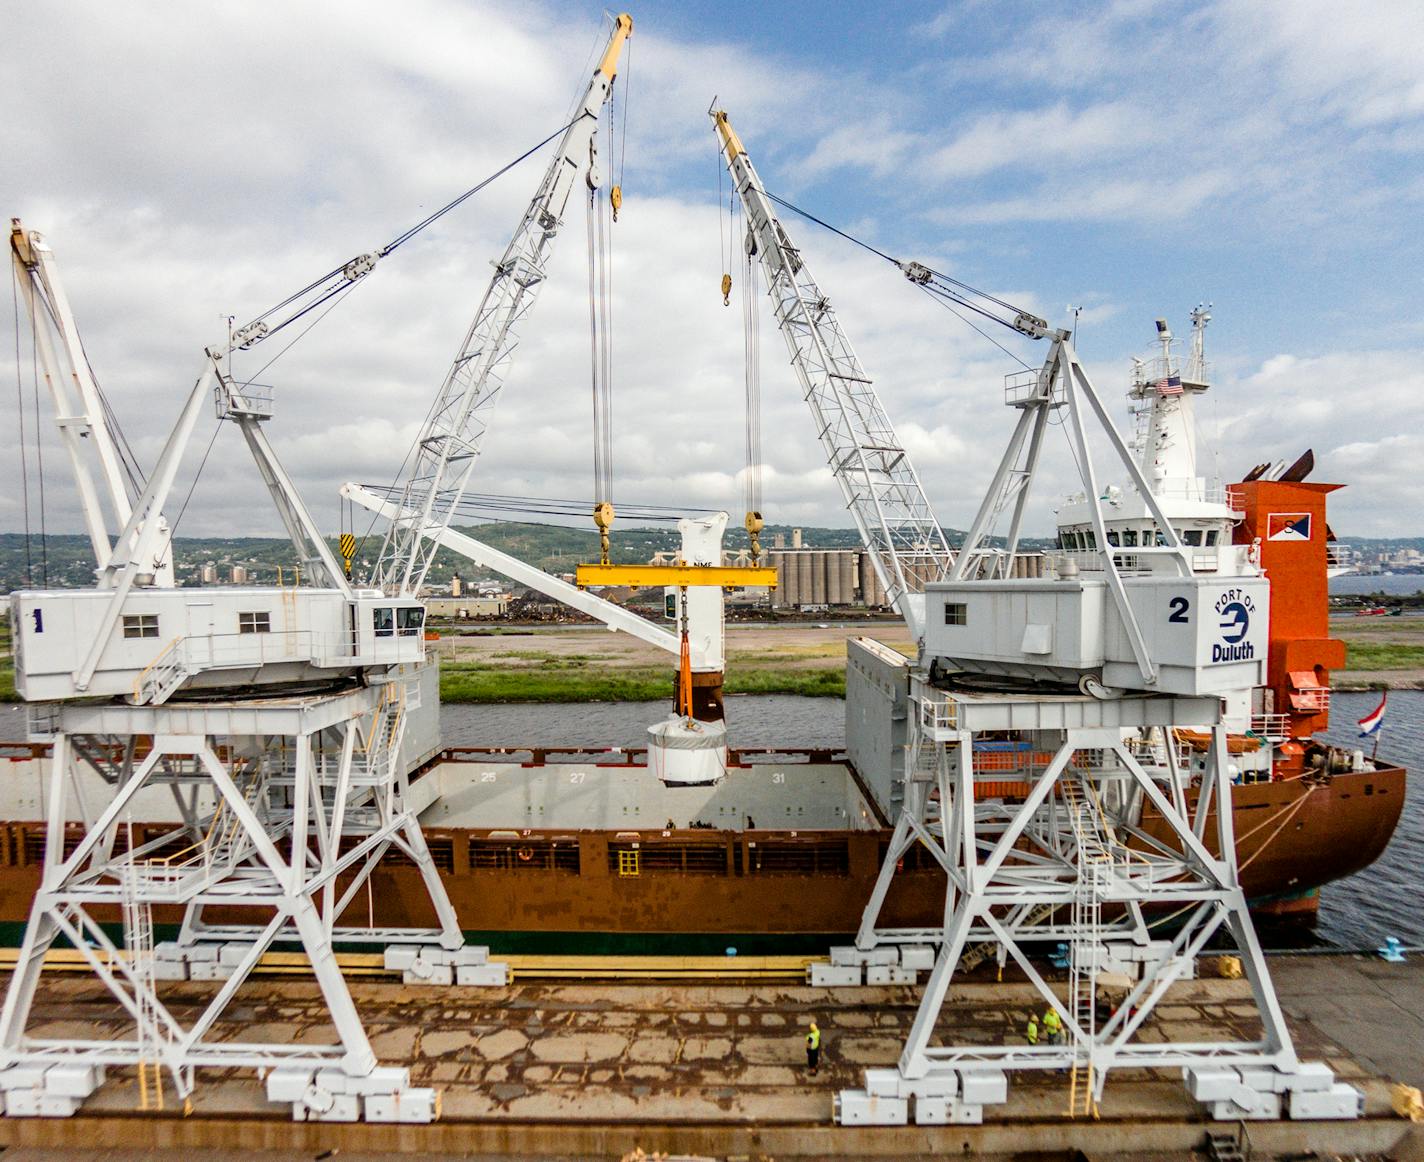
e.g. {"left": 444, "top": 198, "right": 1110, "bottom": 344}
{"left": 4, "top": 0, "right": 1423, "bottom": 550}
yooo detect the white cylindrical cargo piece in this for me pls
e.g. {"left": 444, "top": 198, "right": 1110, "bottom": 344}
{"left": 648, "top": 716, "right": 728, "bottom": 785}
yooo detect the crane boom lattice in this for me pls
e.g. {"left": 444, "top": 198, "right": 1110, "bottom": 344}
{"left": 713, "top": 110, "right": 951, "bottom": 637}
{"left": 373, "top": 14, "right": 632, "bottom": 596}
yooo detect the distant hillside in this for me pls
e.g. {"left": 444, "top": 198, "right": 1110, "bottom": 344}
{"left": 3, "top": 523, "right": 1007, "bottom": 593}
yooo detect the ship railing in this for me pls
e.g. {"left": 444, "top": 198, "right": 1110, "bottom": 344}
{"left": 1248, "top": 713, "right": 1291, "bottom": 742}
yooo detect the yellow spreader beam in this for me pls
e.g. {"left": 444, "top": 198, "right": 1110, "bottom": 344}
{"left": 575, "top": 563, "right": 778, "bottom": 589}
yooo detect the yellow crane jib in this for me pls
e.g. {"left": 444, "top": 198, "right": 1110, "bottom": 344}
{"left": 712, "top": 109, "right": 746, "bottom": 161}
{"left": 598, "top": 13, "right": 634, "bottom": 79}
{"left": 575, "top": 563, "right": 778, "bottom": 589}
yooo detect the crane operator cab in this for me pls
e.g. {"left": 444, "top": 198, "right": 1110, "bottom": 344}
{"left": 351, "top": 595, "right": 427, "bottom": 666}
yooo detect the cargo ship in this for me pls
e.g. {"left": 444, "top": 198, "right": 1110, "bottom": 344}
{"left": 0, "top": 315, "right": 1403, "bottom": 951}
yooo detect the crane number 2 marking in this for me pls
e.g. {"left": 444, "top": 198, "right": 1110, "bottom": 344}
{"left": 1167, "top": 596, "right": 1190, "bottom": 624}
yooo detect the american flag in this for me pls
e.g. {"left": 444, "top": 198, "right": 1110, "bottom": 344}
{"left": 1153, "top": 374, "right": 1183, "bottom": 396}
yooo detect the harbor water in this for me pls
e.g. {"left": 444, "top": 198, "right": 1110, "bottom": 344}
{"left": 1, "top": 691, "right": 1418, "bottom": 951}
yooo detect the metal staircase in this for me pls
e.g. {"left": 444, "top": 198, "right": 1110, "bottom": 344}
{"left": 120, "top": 848, "right": 165, "bottom": 1109}
{"left": 133, "top": 637, "right": 190, "bottom": 706}
{"left": 1062, "top": 772, "right": 1113, "bottom": 1119}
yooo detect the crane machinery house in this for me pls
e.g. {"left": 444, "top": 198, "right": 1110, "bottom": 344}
{"left": 924, "top": 571, "right": 1269, "bottom": 697}
{"left": 10, "top": 588, "right": 427, "bottom": 703}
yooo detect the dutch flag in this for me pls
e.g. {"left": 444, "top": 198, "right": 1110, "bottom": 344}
{"left": 1358, "top": 693, "right": 1387, "bottom": 738}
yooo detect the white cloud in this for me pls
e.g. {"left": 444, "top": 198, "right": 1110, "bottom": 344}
{"left": 2, "top": 0, "right": 1422, "bottom": 558}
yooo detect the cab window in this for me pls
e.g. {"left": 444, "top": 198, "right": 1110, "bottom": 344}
{"left": 397, "top": 607, "right": 425, "bottom": 637}
{"left": 1121, "top": 529, "right": 1138, "bottom": 547}
{"left": 1106, "top": 530, "right": 1120, "bottom": 547}
{"left": 1182, "top": 529, "right": 1202, "bottom": 547}
{"left": 373, "top": 607, "right": 394, "bottom": 638}
{"left": 1205, "top": 529, "right": 1219, "bottom": 546}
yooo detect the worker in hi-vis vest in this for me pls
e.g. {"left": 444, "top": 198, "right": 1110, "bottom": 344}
{"left": 1042, "top": 1007, "right": 1063, "bottom": 1045}
{"left": 806, "top": 1020, "right": 821, "bottom": 1075}
{"left": 1025, "top": 1013, "right": 1039, "bottom": 1045}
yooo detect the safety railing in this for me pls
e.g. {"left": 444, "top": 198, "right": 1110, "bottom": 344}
{"left": 215, "top": 378, "right": 275, "bottom": 420}
{"left": 1248, "top": 713, "right": 1291, "bottom": 742}
{"left": 133, "top": 636, "right": 189, "bottom": 704}
{"left": 919, "top": 696, "right": 959, "bottom": 735}
{"left": 1003, "top": 367, "right": 1060, "bottom": 407}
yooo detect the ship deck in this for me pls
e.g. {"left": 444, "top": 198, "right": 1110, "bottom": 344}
{"left": 0, "top": 952, "right": 1418, "bottom": 1159}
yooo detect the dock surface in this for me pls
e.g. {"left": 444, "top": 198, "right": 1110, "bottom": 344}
{"left": 0, "top": 953, "right": 1420, "bottom": 1159}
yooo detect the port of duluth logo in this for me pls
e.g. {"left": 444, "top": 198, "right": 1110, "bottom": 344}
{"left": 1212, "top": 589, "right": 1256, "bottom": 663}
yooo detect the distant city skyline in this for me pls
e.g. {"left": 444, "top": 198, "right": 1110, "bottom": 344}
{"left": 4, "top": 0, "right": 1422, "bottom": 545}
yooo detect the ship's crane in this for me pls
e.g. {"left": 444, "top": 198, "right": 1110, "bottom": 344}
{"left": 712, "top": 109, "right": 952, "bottom": 641}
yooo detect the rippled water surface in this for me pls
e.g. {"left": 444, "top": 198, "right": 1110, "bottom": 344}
{"left": 1, "top": 691, "right": 1417, "bottom": 950}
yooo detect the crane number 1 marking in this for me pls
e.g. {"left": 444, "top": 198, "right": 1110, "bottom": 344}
{"left": 1168, "top": 596, "right": 1190, "bottom": 624}
{"left": 31, "top": 609, "right": 43, "bottom": 634}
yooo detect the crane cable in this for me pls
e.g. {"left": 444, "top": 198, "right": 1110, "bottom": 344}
{"left": 761, "top": 189, "right": 1034, "bottom": 370}
{"left": 740, "top": 196, "right": 764, "bottom": 563}
{"left": 587, "top": 151, "right": 615, "bottom": 562}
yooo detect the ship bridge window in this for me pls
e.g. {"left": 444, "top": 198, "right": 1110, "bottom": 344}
{"left": 238, "top": 611, "right": 271, "bottom": 634}
{"left": 122, "top": 614, "right": 159, "bottom": 639}
{"left": 1182, "top": 529, "right": 1202, "bottom": 547}
{"left": 397, "top": 607, "right": 425, "bottom": 637}
{"left": 1122, "top": 529, "right": 1139, "bottom": 547}
{"left": 1106, "top": 531, "right": 1120, "bottom": 547}
{"left": 1063, "top": 530, "right": 1079, "bottom": 551}
{"left": 943, "top": 602, "right": 967, "bottom": 626}
{"left": 373, "top": 607, "right": 394, "bottom": 638}
{"left": 1205, "top": 529, "right": 1220, "bottom": 546}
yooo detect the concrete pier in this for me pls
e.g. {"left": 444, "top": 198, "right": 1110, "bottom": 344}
{"left": 0, "top": 953, "right": 1419, "bottom": 1159}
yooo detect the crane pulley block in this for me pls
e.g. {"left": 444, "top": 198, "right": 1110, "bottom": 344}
{"left": 575, "top": 563, "right": 778, "bottom": 590}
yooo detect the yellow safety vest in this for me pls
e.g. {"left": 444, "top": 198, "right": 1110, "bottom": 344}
{"left": 1025, "top": 1017, "right": 1039, "bottom": 1043}
{"left": 1042, "top": 1010, "right": 1061, "bottom": 1032}
{"left": 807, "top": 1027, "right": 821, "bottom": 1050}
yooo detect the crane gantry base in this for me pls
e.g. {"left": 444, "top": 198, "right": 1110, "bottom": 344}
{"left": 831, "top": 680, "right": 1362, "bottom": 1126}
{"left": 0, "top": 686, "right": 468, "bottom": 1122}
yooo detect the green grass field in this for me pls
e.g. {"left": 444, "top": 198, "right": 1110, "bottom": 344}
{"left": 438, "top": 663, "right": 844, "bottom": 703}
{"left": 1343, "top": 641, "right": 1424, "bottom": 670}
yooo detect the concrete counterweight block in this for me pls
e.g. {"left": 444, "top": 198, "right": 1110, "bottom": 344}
{"left": 273, "top": 1065, "right": 435, "bottom": 1123}
{"left": 0, "top": 1063, "right": 106, "bottom": 1117}
{"left": 385, "top": 944, "right": 508, "bottom": 986}
{"left": 865, "top": 964, "right": 917, "bottom": 985}
{"left": 807, "top": 962, "right": 862, "bottom": 986}
{"left": 1185, "top": 1062, "right": 1360, "bottom": 1122}
{"left": 835, "top": 1089, "right": 909, "bottom": 1125}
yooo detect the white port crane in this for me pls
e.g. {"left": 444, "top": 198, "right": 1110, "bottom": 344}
{"left": 715, "top": 113, "right": 1355, "bottom": 1128}
{"left": 712, "top": 109, "right": 952, "bottom": 641}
